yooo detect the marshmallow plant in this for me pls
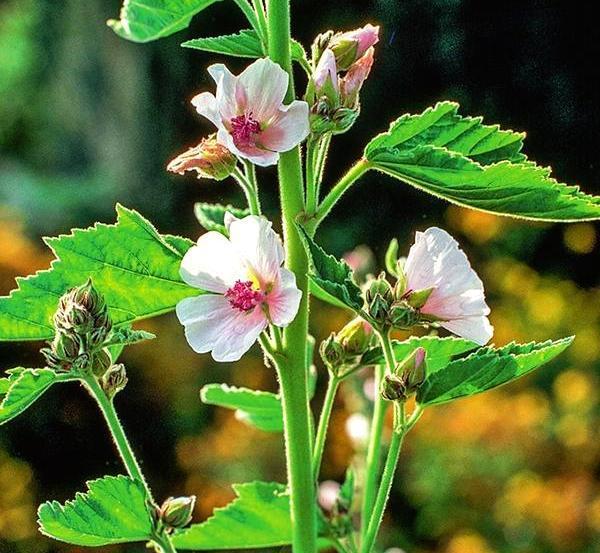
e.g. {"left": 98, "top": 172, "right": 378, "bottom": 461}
{"left": 1, "top": 2, "right": 599, "bottom": 553}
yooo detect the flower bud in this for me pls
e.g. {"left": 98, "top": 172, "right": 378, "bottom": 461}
{"left": 368, "top": 293, "right": 390, "bottom": 324}
{"left": 406, "top": 287, "right": 434, "bottom": 309}
{"left": 331, "top": 106, "right": 359, "bottom": 134}
{"left": 336, "top": 318, "right": 373, "bottom": 356}
{"left": 403, "top": 347, "right": 427, "bottom": 392}
{"left": 381, "top": 374, "right": 406, "bottom": 401}
{"left": 311, "top": 30, "right": 334, "bottom": 65}
{"left": 320, "top": 333, "right": 344, "bottom": 369}
{"left": 365, "top": 273, "right": 393, "bottom": 305}
{"left": 389, "top": 301, "right": 419, "bottom": 329}
{"left": 159, "top": 496, "right": 196, "bottom": 529}
{"left": 92, "top": 348, "right": 113, "bottom": 378}
{"left": 167, "top": 135, "right": 236, "bottom": 181}
{"left": 100, "top": 363, "right": 128, "bottom": 399}
{"left": 329, "top": 24, "right": 379, "bottom": 71}
{"left": 340, "top": 47, "right": 374, "bottom": 108}
{"left": 312, "top": 49, "right": 339, "bottom": 98}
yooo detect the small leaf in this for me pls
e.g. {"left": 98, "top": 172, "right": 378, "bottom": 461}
{"left": 298, "top": 227, "right": 363, "bottom": 311}
{"left": 0, "top": 368, "right": 71, "bottom": 425}
{"left": 172, "top": 481, "right": 291, "bottom": 550}
{"left": 417, "top": 337, "right": 573, "bottom": 405}
{"left": 108, "top": 0, "right": 223, "bottom": 43}
{"left": 38, "top": 475, "right": 153, "bottom": 546}
{"left": 194, "top": 203, "right": 250, "bottom": 235}
{"left": 364, "top": 102, "right": 600, "bottom": 221}
{"left": 361, "top": 335, "right": 478, "bottom": 374}
{"left": 183, "top": 29, "right": 306, "bottom": 62}
{"left": 201, "top": 383, "right": 283, "bottom": 432}
{"left": 106, "top": 327, "right": 156, "bottom": 347}
{"left": 0, "top": 205, "right": 197, "bottom": 342}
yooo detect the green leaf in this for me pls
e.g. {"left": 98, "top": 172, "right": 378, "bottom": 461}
{"left": 108, "top": 0, "right": 222, "bottom": 43}
{"left": 0, "top": 204, "right": 197, "bottom": 342}
{"left": 194, "top": 203, "right": 250, "bottom": 235}
{"left": 38, "top": 475, "right": 153, "bottom": 546}
{"left": 361, "top": 335, "right": 478, "bottom": 374}
{"left": 0, "top": 368, "right": 71, "bottom": 425}
{"left": 365, "top": 102, "right": 600, "bottom": 221}
{"left": 298, "top": 227, "right": 363, "bottom": 311}
{"left": 183, "top": 29, "right": 307, "bottom": 62}
{"left": 417, "top": 337, "right": 574, "bottom": 406}
{"left": 200, "top": 384, "right": 283, "bottom": 433}
{"left": 172, "top": 481, "right": 291, "bottom": 550}
{"left": 106, "top": 327, "right": 156, "bottom": 347}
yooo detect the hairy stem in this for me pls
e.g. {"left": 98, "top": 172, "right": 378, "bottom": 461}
{"left": 267, "top": 1, "right": 317, "bottom": 552}
{"left": 312, "top": 373, "right": 340, "bottom": 479}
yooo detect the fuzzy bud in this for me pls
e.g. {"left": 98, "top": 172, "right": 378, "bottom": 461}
{"left": 167, "top": 136, "right": 236, "bottom": 181}
{"left": 336, "top": 318, "right": 373, "bottom": 356}
{"left": 340, "top": 47, "right": 374, "bottom": 108}
{"left": 100, "top": 363, "right": 128, "bottom": 399}
{"left": 403, "top": 347, "right": 427, "bottom": 392}
{"left": 320, "top": 333, "right": 345, "bottom": 369}
{"left": 159, "top": 496, "right": 196, "bottom": 529}
{"left": 92, "top": 348, "right": 113, "bottom": 378}
{"left": 329, "top": 24, "right": 379, "bottom": 71}
{"left": 381, "top": 374, "right": 406, "bottom": 401}
{"left": 365, "top": 273, "right": 393, "bottom": 305}
{"left": 389, "top": 301, "right": 420, "bottom": 329}
{"left": 311, "top": 30, "right": 334, "bottom": 65}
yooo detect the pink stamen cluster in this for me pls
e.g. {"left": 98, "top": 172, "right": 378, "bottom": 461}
{"left": 230, "top": 113, "right": 261, "bottom": 147}
{"left": 225, "top": 280, "right": 263, "bottom": 312}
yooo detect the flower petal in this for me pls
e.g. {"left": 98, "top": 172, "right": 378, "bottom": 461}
{"left": 211, "top": 307, "right": 268, "bottom": 362}
{"left": 228, "top": 215, "right": 285, "bottom": 285}
{"left": 267, "top": 268, "right": 302, "bottom": 326}
{"left": 238, "top": 58, "right": 288, "bottom": 121}
{"left": 208, "top": 63, "right": 241, "bottom": 121}
{"left": 217, "top": 128, "right": 279, "bottom": 167}
{"left": 440, "top": 316, "right": 494, "bottom": 346}
{"left": 191, "top": 92, "right": 221, "bottom": 128}
{"left": 260, "top": 100, "right": 310, "bottom": 153}
{"left": 180, "top": 231, "right": 245, "bottom": 293}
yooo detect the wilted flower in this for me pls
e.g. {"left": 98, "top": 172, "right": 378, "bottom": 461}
{"left": 176, "top": 214, "right": 302, "bottom": 362}
{"left": 167, "top": 135, "right": 236, "bottom": 181}
{"left": 191, "top": 58, "right": 309, "bottom": 167}
{"left": 329, "top": 24, "right": 380, "bottom": 70}
{"left": 403, "top": 227, "right": 493, "bottom": 345}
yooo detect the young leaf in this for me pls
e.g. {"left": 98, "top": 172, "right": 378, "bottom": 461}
{"left": 0, "top": 368, "right": 72, "bottom": 425}
{"left": 105, "top": 327, "right": 156, "bottom": 347}
{"left": 194, "top": 203, "right": 250, "bottom": 235}
{"left": 364, "top": 102, "right": 600, "bottom": 221}
{"left": 38, "top": 475, "right": 153, "bottom": 546}
{"left": 183, "top": 30, "right": 307, "bottom": 62}
{"left": 108, "top": 0, "right": 222, "bottom": 43}
{"left": 0, "top": 205, "right": 198, "bottom": 342}
{"left": 172, "top": 481, "right": 291, "bottom": 550}
{"left": 200, "top": 384, "right": 283, "bottom": 433}
{"left": 297, "top": 227, "right": 363, "bottom": 311}
{"left": 417, "top": 337, "right": 573, "bottom": 406}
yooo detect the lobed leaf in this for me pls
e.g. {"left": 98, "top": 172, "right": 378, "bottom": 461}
{"left": 194, "top": 202, "right": 250, "bottom": 235}
{"left": 0, "top": 205, "right": 197, "bottom": 342}
{"left": 417, "top": 337, "right": 573, "bottom": 405}
{"left": 38, "top": 475, "right": 153, "bottom": 546}
{"left": 108, "top": 0, "right": 222, "bottom": 43}
{"left": 172, "top": 481, "right": 291, "bottom": 549}
{"left": 201, "top": 383, "right": 283, "bottom": 432}
{"left": 364, "top": 102, "right": 600, "bottom": 221}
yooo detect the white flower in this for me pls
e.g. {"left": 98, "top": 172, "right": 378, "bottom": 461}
{"left": 176, "top": 214, "right": 302, "bottom": 362}
{"left": 404, "top": 227, "right": 493, "bottom": 345}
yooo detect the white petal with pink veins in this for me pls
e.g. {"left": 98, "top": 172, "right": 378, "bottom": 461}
{"left": 238, "top": 58, "right": 288, "bottom": 121}
{"left": 208, "top": 63, "right": 241, "bottom": 121}
{"left": 440, "top": 316, "right": 494, "bottom": 346}
{"left": 180, "top": 231, "right": 245, "bottom": 293}
{"left": 191, "top": 92, "right": 221, "bottom": 128}
{"left": 210, "top": 307, "right": 268, "bottom": 362}
{"left": 267, "top": 268, "right": 302, "bottom": 326}
{"left": 260, "top": 101, "right": 310, "bottom": 153}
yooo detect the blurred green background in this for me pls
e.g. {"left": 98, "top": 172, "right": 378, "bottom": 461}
{"left": 1, "top": 1, "right": 599, "bottom": 552}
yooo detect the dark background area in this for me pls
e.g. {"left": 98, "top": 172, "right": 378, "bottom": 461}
{"left": 1, "top": 1, "right": 599, "bottom": 552}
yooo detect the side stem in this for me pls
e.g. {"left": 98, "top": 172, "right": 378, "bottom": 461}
{"left": 312, "top": 373, "right": 340, "bottom": 479}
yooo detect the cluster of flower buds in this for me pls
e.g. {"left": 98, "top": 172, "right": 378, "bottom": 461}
{"left": 319, "top": 317, "right": 374, "bottom": 376}
{"left": 307, "top": 24, "right": 379, "bottom": 135}
{"left": 167, "top": 134, "right": 237, "bottom": 181}
{"left": 381, "top": 347, "right": 427, "bottom": 402}
{"left": 154, "top": 495, "right": 196, "bottom": 531}
{"left": 365, "top": 271, "right": 436, "bottom": 331}
{"left": 42, "top": 279, "right": 114, "bottom": 376}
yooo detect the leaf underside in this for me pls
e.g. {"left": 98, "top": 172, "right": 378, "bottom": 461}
{"left": 108, "top": 0, "right": 223, "bottom": 43}
{"left": 37, "top": 475, "right": 153, "bottom": 546}
{"left": 0, "top": 205, "right": 197, "bottom": 342}
{"left": 172, "top": 481, "right": 292, "bottom": 550}
{"left": 365, "top": 101, "right": 600, "bottom": 221}
{"left": 201, "top": 383, "right": 283, "bottom": 432}
{"left": 194, "top": 203, "right": 251, "bottom": 235}
{"left": 417, "top": 337, "right": 573, "bottom": 405}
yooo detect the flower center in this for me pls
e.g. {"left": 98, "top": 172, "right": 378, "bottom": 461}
{"left": 225, "top": 280, "right": 263, "bottom": 312}
{"left": 230, "top": 113, "right": 261, "bottom": 147}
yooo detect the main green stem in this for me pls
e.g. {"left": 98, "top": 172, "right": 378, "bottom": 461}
{"left": 267, "top": 2, "right": 317, "bottom": 552}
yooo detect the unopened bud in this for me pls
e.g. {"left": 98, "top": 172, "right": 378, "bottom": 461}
{"left": 340, "top": 47, "right": 374, "bottom": 108}
{"left": 100, "top": 363, "right": 128, "bottom": 399}
{"left": 320, "top": 333, "right": 344, "bottom": 369}
{"left": 92, "top": 348, "right": 113, "bottom": 378}
{"left": 336, "top": 318, "right": 373, "bottom": 356}
{"left": 406, "top": 287, "right": 434, "bottom": 309}
{"left": 368, "top": 293, "right": 390, "bottom": 324}
{"left": 403, "top": 347, "right": 427, "bottom": 392}
{"left": 312, "top": 49, "right": 339, "bottom": 98}
{"left": 167, "top": 135, "right": 236, "bottom": 181}
{"left": 365, "top": 273, "right": 393, "bottom": 304}
{"left": 159, "top": 496, "right": 196, "bottom": 529}
{"left": 329, "top": 24, "right": 379, "bottom": 71}
{"left": 331, "top": 106, "right": 359, "bottom": 134}
{"left": 381, "top": 374, "right": 406, "bottom": 401}
{"left": 389, "top": 301, "right": 419, "bottom": 329}
{"left": 311, "top": 30, "right": 334, "bottom": 65}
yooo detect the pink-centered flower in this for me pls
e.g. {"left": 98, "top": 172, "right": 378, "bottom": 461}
{"left": 191, "top": 58, "right": 310, "bottom": 167}
{"left": 176, "top": 214, "right": 302, "bottom": 362}
{"left": 404, "top": 227, "right": 493, "bottom": 345}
